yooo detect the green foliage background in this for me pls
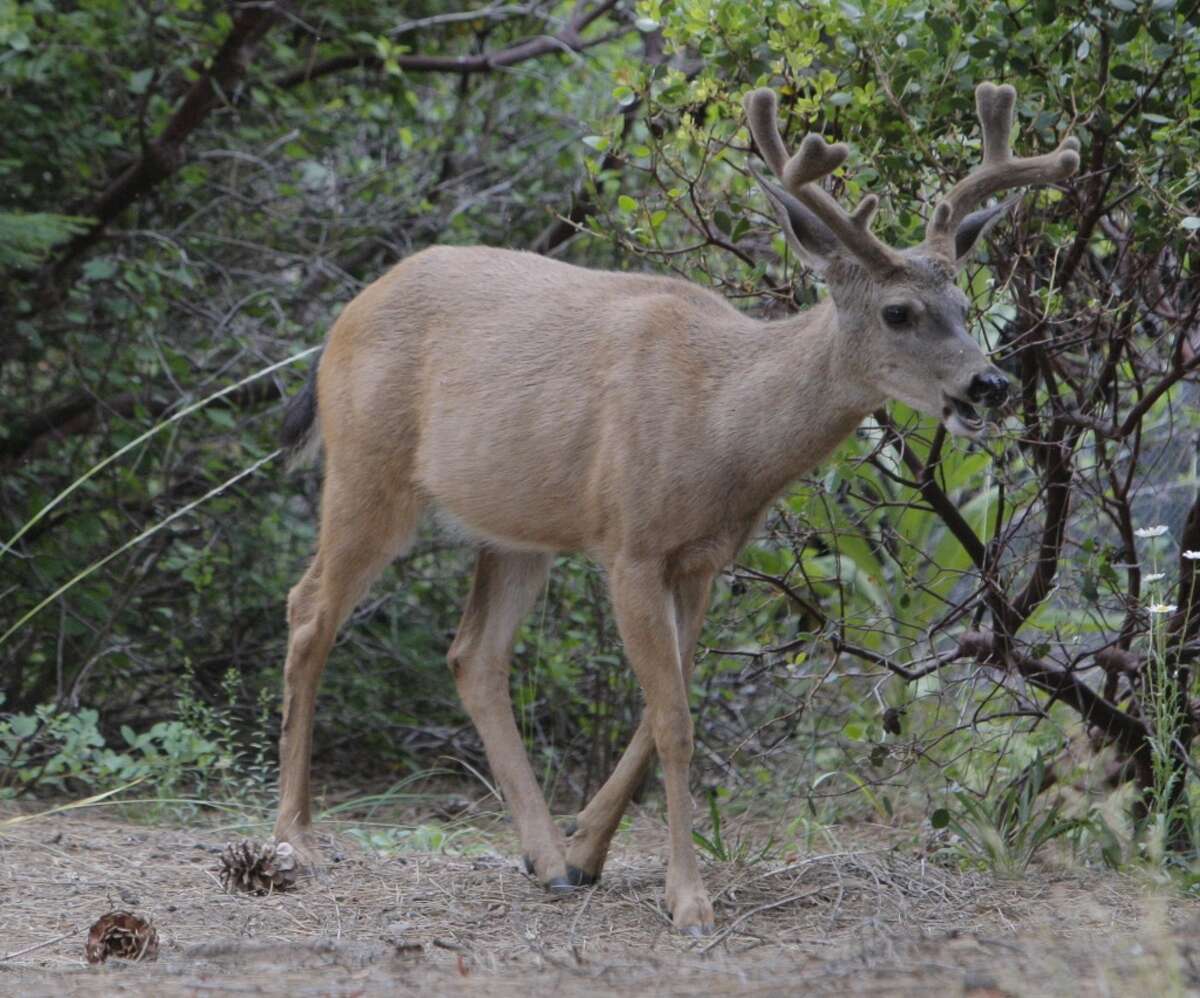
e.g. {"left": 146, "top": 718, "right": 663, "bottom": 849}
{"left": 1, "top": 0, "right": 1198, "bottom": 853}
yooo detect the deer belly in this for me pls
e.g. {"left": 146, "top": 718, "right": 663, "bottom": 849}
{"left": 414, "top": 400, "right": 596, "bottom": 552}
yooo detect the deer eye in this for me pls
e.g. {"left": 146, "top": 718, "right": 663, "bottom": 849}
{"left": 882, "top": 304, "right": 910, "bottom": 327}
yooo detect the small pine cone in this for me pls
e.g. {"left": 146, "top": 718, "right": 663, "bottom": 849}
{"left": 84, "top": 911, "right": 159, "bottom": 964}
{"left": 218, "top": 839, "right": 298, "bottom": 895}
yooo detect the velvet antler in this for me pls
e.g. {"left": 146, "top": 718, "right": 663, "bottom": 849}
{"left": 922, "top": 82, "right": 1080, "bottom": 260}
{"left": 743, "top": 88, "right": 903, "bottom": 276}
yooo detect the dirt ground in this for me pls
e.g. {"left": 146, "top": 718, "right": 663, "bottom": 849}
{"left": 2, "top": 797, "right": 1200, "bottom": 997}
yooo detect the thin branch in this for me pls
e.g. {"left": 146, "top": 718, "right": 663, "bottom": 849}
{"left": 958, "top": 630, "right": 1150, "bottom": 759}
{"left": 276, "top": 0, "right": 625, "bottom": 87}
{"left": 45, "top": 1, "right": 289, "bottom": 286}
{"left": 1, "top": 381, "right": 283, "bottom": 466}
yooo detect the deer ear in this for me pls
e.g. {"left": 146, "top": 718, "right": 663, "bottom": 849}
{"left": 954, "top": 195, "right": 1020, "bottom": 264}
{"left": 750, "top": 166, "right": 840, "bottom": 274}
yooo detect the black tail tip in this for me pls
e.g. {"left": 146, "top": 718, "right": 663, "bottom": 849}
{"left": 281, "top": 348, "right": 321, "bottom": 452}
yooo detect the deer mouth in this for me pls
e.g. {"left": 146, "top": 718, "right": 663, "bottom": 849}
{"left": 943, "top": 395, "right": 984, "bottom": 437}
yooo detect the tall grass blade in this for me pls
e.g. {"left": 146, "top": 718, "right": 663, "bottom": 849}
{"left": 0, "top": 450, "right": 281, "bottom": 648}
{"left": 0, "top": 345, "right": 318, "bottom": 560}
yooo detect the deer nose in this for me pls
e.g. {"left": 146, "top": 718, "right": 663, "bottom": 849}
{"left": 968, "top": 370, "right": 1009, "bottom": 407}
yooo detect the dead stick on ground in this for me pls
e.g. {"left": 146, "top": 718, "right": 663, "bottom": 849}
{"left": 0, "top": 926, "right": 82, "bottom": 962}
{"left": 567, "top": 881, "right": 599, "bottom": 945}
{"left": 698, "top": 888, "right": 826, "bottom": 954}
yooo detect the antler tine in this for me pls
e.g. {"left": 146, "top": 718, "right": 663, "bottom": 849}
{"left": 744, "top": 89, "right": 902, "bottom": 276}
{"left": 925, "top": 82, "right": 1080, "bottom": 259}
{"left": 744, "top": 88, "right": 791, "bottom": 177}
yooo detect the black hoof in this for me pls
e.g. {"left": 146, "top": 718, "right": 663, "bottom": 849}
{"left": 545, "top": 876, "right": 578, "bottom": 896}
{"left": 525, "top": 855, "right": 595, "bottom": 892}
{"left": 566, "top": 865, "right": 597, "bottom": 887}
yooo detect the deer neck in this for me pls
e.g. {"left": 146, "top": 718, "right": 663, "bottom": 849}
{"left": 722, "top": 299, "right": 883, "bottom": 506}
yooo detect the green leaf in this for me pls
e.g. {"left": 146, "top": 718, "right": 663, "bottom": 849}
{"left": 129, "top": 68, "right": 153, "bottom": 94}
{"left": 82, "top": 258, "right": 118, "bottom": 281}
{"left": 612, "top": 85, "right": 636, "bottom": 107}
{"left": 9, "top": 714, "right": 38, "bottom": 738}
{"left": 617, "top": 194, "right": 638, "bottom": 214}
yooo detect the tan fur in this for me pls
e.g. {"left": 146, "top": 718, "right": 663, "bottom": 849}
{"left": 272, "top": 83, "right": 1077, "bottom": 935}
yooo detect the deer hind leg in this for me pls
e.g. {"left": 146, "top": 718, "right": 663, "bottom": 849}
{"left": 605, "top": 559, "right": 714, "bottom": 934}
{"left": 566, "top": 569, "right": 713, "bottom": 883}
{"left": 273, "top": 474, "right": 423, "bottom": 861}
{"left": 448, "top": 548, "right": 575, "bottom": 889}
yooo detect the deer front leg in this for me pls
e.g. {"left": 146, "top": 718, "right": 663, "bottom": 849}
{"left": 449, "top": 549, "right": 573, "bottom": 890}
{"left": 608, "top": 558, "right": 714, "bottom": 935}
{"left": 566, "top": 570, "right": 713, "bottom": 882}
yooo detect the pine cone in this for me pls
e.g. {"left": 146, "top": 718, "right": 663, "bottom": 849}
{"left": 84, "top": 911, "right": 159, "bottom": 964}
{"left": 218, "top": 839, "right": 298, "bottom": 895}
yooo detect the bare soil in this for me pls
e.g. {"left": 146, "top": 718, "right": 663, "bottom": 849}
{"left": 2, "top": 799, "right": 1199, "bottom": 996}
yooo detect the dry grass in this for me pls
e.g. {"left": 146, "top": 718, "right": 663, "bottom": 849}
{"left": 2, "top": 797, "right": 1199, "bottom": 996}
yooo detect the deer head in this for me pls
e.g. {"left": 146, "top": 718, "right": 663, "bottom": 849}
{"left": 745, "top": 83, "right": 1079, "bottom": 437}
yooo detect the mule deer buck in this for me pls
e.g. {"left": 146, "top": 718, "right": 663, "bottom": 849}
{"left": 273, "top": 82, "right": 1078, "bottom": 933}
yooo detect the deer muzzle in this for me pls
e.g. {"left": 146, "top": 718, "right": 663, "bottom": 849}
{"left": 967, "top": 369, "right": 1010, "bottom": 408}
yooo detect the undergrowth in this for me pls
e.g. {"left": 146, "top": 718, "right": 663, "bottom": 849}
{"left": 0, "top": 665, "right": 274, "bottom": 812}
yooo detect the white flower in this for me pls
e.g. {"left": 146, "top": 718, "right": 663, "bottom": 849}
{"left": 1184, "top": 551, "right": 1200, "bottom": 561}
{"left": 1135, "top": 525, "right": 1169, "bottom": 538}
{"left": 1148, "top": 603, "right": 1177, "bottom": 615}
{"left": 1144, "top": 573, "right": 1166, "bottom": 583}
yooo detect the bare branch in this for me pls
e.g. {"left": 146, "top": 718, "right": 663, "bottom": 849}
{"left": 276, "top": 0, "right": 625, "bottom": 87}
{"left": 45, "top": 2, "right": 289, "bottom": 285}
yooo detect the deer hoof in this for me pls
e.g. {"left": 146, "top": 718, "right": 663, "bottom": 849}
{"left": 566, "top": 865, "right": 597, "bottom": 887}
{"left": 275, "top": 831, "right": 322, "bottom": 872}
{"left": 545, "top": 876, "right": 582, "bottom": 896}
{"left": 668, "top": 893, "right": 715, "bottom": 936}
{"left": 523, "top": 855, "right": 585, "bottom": 894}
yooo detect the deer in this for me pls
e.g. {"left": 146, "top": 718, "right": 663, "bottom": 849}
{"left": 271, "top": 82, "right": 1079, "bottom": 934}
